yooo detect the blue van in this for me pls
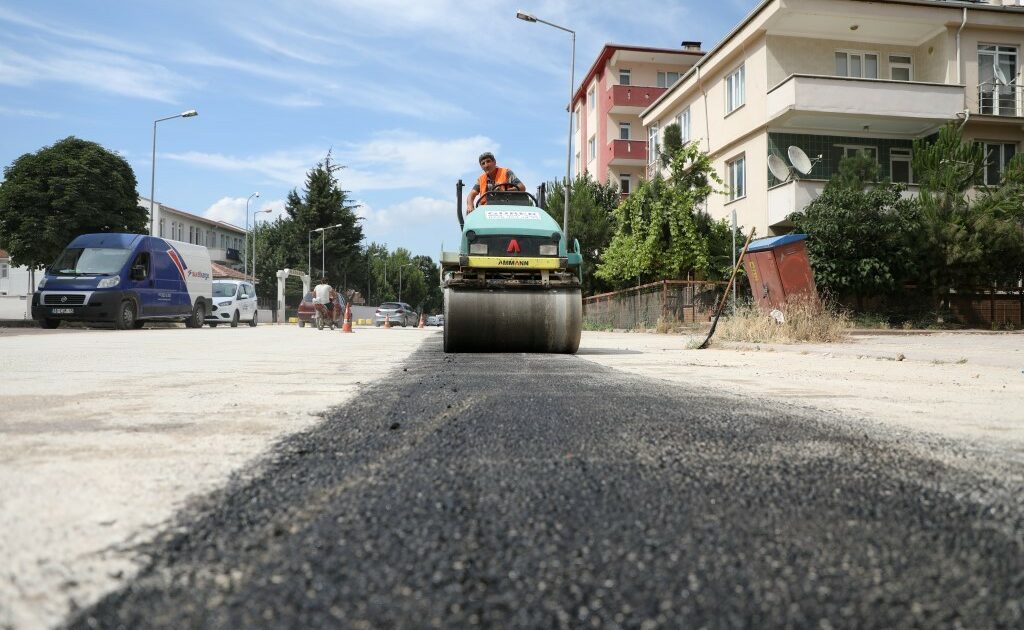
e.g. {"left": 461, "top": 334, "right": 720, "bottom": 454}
{"left": 32, "top": 233, "right": 213, "bottom": 330}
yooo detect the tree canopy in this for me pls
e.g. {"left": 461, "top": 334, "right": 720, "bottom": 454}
{"left": 0, "top": 136, "right": 146, "bottom": 267}
{"left": 542, "top": 173, "right": 621, "bottom": 295}
{"left": 597, "top": 141, "right": 735, "bottom": 286}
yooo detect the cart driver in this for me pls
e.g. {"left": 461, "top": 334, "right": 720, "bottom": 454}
{"left": 466, "top": 152, "right": 526, "bottom": 212}
{"left": 312, "top": 277, "right": 333, "bottom": 316}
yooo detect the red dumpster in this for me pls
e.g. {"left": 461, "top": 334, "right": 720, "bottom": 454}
{"left": 743, "top": 234, "right": 818, "bottom": 311}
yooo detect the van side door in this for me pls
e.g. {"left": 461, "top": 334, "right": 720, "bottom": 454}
{"left": 150, "top": 244, "right": 181, "bottom": 316}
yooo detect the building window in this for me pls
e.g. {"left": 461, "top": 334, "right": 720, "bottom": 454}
{"left": 979, "top": 44, "right": 1018, "bottom": 116}
{"left": 619, "top": 122, "right": 631, "bottom": 141}
{"left": 839, "top": 145, "right": 878, "bottom": 161}
{"left": 159, "top": 219, "right": 165, "bottom": 237}
{"left": 189, "top": 226, "right": 195, "bottom": 243}
{"left": 890, "top": 148, "right": 912, "bottom": 183}
{"left": 588, "top": 135, "right": 596, "bottom": 162}
{"left": 573, "top": 108, "right": 579, "bottom": 133}
{"left": 727, "top": 155, "right": 746, "bottom": 201}
{"left": 620, "top": 174, "right": 631, "bottom": 194}
{"left": 675, "top": 107, "right": 691, "bottom": 143}
{"left": 725, "top": 65, "right": 745, "bottom": 113}
{"left": 656, "top": 71, "right": 681, "bottom": 88}
{"left": 588, "top": 86, "right": 595, "bottom": 112}
{"left": 619, "top": 69, "right": 631, "bottom": 86}
{"left": 979, "top": 142, "right": 1017, "bottom": 185}
{"left": 889, "top": 55, "right": 913, "bottom": 81}
{"left": 575, "top": 152, "right": 581, "bottom": 174}
{"left": 0, "top": 263, "right": 8, "bottom": 280}
{"left": 647, "top": 125, "right": 659, "bottom": 166}
{"left": 835, "top": 50, "right": 878, "bottom": 79}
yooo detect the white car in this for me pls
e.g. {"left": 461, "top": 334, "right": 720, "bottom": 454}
{"left": 206, "top": 280, "right": 259, "bottom": 327}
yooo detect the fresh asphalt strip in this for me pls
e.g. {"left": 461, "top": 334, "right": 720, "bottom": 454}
{"left": 68, "top": 336, "right": 1023, "bottom": 629}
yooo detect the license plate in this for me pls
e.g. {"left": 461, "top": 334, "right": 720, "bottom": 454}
{"left": 51, "top": 308, "right": 75, "bottom": 315}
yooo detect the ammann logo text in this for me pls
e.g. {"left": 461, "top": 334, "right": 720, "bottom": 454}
{"left": 497, "top": 259, "right": 530, "bottom": 267}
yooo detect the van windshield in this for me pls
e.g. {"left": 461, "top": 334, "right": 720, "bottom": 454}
{"left": 213, "top": 283, "right": 237, "bottom": 298}
{"left": 51, "top": 247, "right": 131, "bottom": 275}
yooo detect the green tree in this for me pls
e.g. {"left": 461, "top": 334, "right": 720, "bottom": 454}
{"left": 911, "top": 124, "right": 1024, "bottom": 308}
{"left": 788, "top": 154, "right": 920, "bottom": 307}
{"left": 286, "top": 151, "right": 363, "bottom": 286}
{"left": 659, "top": 122, "right": 682, "bottom": 168}
{"left": 597, "top": 141, "right": 733, "bottom": 287}
{"left": 413, "top": 254, "right": 442, "bottom": 314}
{"left": 543, "top": 173, "right": 621, "bottom": 295}
{"left": 0, "top": 137, "right": 146, "bottom": 268}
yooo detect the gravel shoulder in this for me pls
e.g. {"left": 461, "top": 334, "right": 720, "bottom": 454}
{"left": 577, "top": 330, "right": 1024, "bottom": 462}
{"left": 0, "top": 325, "right": 433, "bottom": 629}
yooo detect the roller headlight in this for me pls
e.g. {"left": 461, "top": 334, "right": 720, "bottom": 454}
{"left": 97, "top": 275, "right": 120, "bottom": 289}
{"left": 469, "top": 243, "right": 488, "bottom": 255}
{"left": 539, "top": 244, "right": 558, "bottom": 256}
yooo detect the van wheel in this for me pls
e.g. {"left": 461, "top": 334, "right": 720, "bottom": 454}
{"left": 230, "top": 310, "right": 239, "bottom": 327}
{"left": 185, "top": 302, "right": 205, "bottom": 328}
{"left": 249, "top": 311, "right": 258, "bottom": 327}
{"left": 114, "top": 300, "right": 136, "bottom": 330}
{"left": 39, "top": 318, "right": 61, "bottom": 329}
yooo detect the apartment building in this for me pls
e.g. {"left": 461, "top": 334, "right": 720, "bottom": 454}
{"left": 142, "top": 197, "right": 246, "bottom": 271}
{"left": 571, "top": 43, "right": 704, "bottom": 196}
{"left": 641, "top": 0, "right": 1024, "bottom": 235}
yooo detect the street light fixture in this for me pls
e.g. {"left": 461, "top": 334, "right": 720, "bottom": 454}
{"left": 309, "top": 223, "right": 347, "bottom": 281}
{"left": 244, "top": 192, "right": 260, "bottom": 279}
{"left": 251, "top": 208, "right": 272, "bottom": 288}
{"left": 516, "top": 10, "right": 574, "bottom": 242}
{"left": 149, "top": 109, "right": 198, "bottom": 236}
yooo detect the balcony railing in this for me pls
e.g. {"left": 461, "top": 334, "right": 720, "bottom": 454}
{"left": 606, "top": 85, "right": 667, "bottom": 112}
{"left": 606, "top": 139, "right": 648, "bottom": 165}
{"left": 978, "top": 82, "right": 1023, "bottom": 117}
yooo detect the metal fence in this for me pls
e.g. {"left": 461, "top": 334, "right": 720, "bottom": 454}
{"left": 582, "top": 280, "right": 725, "bottom": 330}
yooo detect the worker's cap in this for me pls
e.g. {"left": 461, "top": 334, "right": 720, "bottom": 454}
{"left": 478, "top": 152, "right": 495, "bottom": 164}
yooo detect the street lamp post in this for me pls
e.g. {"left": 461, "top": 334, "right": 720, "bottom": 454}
{"left": 149, "top": 109, "right": 198, "bottom": 236}
{"left": 251, "top": 208, "right": 272, "bottom": 289}
{"left": 516, "top": 10, "right": 574, "bottom": 242}
{"left": 310, "top": 223, "right": 347, "bottom": 281}
{"left": 244, "top": 192, "right": 260, "bottom": 278}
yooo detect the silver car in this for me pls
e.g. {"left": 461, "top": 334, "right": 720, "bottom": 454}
{"left": 374, "top": 302, "right": 418, "bottom": 327}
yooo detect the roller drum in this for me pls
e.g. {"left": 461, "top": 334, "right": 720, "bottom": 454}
{"left": 443, "top": 287, "right": 582, "bottom": 353}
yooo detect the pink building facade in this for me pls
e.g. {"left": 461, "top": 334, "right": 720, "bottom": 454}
{"left": 572, "top": 43, "right": 703, "bottom": 196}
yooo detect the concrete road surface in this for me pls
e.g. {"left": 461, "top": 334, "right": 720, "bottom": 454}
{"left": 65, "top": 337, "right": 1023, "bottom": 629}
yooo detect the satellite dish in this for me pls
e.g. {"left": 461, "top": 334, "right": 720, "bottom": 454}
{"left": 993, "top": 63, "right": 1011, "bottom": 86}
{"left": 768, "top": 154, "right": 791, "bottom": 182}
{"left": 788, "top": 146, "right": 814, "bottom": 175}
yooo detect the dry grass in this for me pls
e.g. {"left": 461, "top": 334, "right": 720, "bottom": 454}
{"left": 714, "top": 296, "right": 850, "bottom": 344}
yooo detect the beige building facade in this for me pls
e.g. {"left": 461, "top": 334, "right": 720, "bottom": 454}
{"left": 641, "top": 0, "right": 1024, "bottom": 236}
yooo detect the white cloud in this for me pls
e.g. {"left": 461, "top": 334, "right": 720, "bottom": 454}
{"left": 359, "top": 196, "right": 452, "bottom": 231}
{"left": 202, "top": 196, "right": 286, "bottom": 229}
{"left": 164, "top": 148, "right": 323, "bottom": 186}
{"left": 0, "top": 105, "right": 60, "bottom": 119}
{"left": 0, "top": 6, "right": 150, "bottom": 55}
{"left": 0, "top": 43, "right": 194, "bottom": 102}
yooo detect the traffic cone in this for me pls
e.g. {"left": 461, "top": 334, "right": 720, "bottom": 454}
{"left": 418, "top": 314, "right": 425, "bottom": 328}
{"left": 384, "top": 314, "right": 392, "bottom": 329}
{"left": 342, "top": 303, "right": 353, "bottom": 333}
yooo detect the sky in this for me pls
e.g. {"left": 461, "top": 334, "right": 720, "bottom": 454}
{"left": 0, "top": 0, "right": 759, "bottom": 259}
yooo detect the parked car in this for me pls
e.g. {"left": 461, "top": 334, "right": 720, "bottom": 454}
{"left": 206, "top": 280, "right": 258, "bottom": 327}
{"left": 435, "top": 314, "right": 444, "bottom": 327}
{"left": 374, "top": 302, "right": 418, "bottom": 327}
{"left": 32, "top": 233, "right": 212, "bottom": 330}
{"left": 426, "top": 314, "right": 439, "bottom": 326}
{"left": 297, "top": 291, "right": 344, "bottom": 328}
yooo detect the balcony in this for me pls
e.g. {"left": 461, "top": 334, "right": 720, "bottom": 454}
{"left": 767, "top": 74, "right": 964, "bottom": 137}
{"left": 606, "top": 139, "right": 648, "bottom": 166}
{"left": 978, "top": 83, "right": 1023, "bottom": 118}
{"left": 768, "top": 178, "right": 919, "bottom": 227}
{"left": 606, "top": 85, "right": 667, "bottom": 114}
{"left": 208, "top": 247, "right": 242, "bottom": 264}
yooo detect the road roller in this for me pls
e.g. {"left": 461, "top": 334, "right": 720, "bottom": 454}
{"left": 440, "top": 181, "right": 583, "bottom": 353}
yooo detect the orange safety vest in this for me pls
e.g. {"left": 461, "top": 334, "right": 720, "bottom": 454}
{"left": 477, "top": 168, "right": 509, "bottom": 206}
